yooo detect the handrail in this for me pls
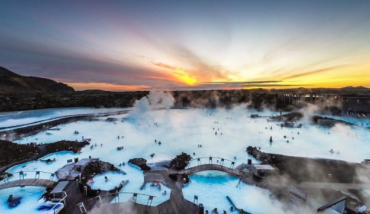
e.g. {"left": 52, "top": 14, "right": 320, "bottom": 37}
{"left": 1, "top": 170, "right": 56, "bottom": 184}
{"left": 77, "top": 191, "right": 156, "bottom": 212}
{"left": 191, "top": 156, "right": 235, "bottom": 163}
{"left": 11, "top": 170, "right": 55, "bottom": 174}
{"left": 82, "top": 191, "right": 155, "bottom": 204}
{"left": 50, "top": 191, "right": 67, "bottom": 214}
{"left": 186, "top": 156, "right": 236, "bottom": 169}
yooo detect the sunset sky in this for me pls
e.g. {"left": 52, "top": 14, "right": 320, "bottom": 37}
{"left": 0, "top": 0, "right": 369, "bottom": 91}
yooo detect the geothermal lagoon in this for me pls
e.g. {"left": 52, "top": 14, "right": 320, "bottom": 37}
{"left": 1, "top": 107, "right": 369, "bottom": 213}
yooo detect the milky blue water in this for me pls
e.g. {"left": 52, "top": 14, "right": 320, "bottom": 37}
{"left": 3, "top": 151, "right": 78, "bottom": 183}
{"left": 0, "top": 186, "right": 62, "bottom": 214}
{"left": 183, "top": 171, "right": 293, "bottom": 214}
{"left": 1, "top": 108, "right": 369, "bottom": 213}
{"left": 0, "top": 107, "right": 128, "bottom": 129}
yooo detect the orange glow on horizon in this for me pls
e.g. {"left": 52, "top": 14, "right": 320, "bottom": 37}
{"left": 172, "top": 68, "right": 197, "bottom": 85}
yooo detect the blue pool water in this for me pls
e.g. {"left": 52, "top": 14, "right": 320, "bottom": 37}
{"left": 90, "top": 171, "right": 127, "bottom": 191}
{"left": 183, "top": 171, "right": 290, "bottom": 214}
{"left": 0, "top": 186, "right": 61, "bottom": 214}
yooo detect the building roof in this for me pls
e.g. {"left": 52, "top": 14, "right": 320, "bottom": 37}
{"left": 74, "top": 158, "right": 91, "bottom": 166}
{"left": 319, "top": 208, "right": 341, "bottom": 214}
{"left": 51, "top": 181, "right": 69, "bottom": 194}
{"left": 253, "top": 164, "right": 276, "bottom": 170}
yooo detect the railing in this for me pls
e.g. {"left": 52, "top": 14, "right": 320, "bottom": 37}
{"left": 1, "top": 170, "right": 56, "bottom": 184}
{"left": 186, "top": 156, "right": 236, "bottom": 169}
{"left": 77, "top": 191, "right": 156, "bottom": 213}
{"left": 50, "top": 191, "right": 67, "bottom": 214}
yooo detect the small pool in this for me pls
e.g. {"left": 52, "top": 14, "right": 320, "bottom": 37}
{"left": 0, "top": 186, "right": 62, "bottom": 214}
{"left": 183, "top": 171, "right": 288, "bottom": 214}
{"left": 90, "top": 171, "right": 126, "bottom": 191}
{"left": 103, "top": 165, "right": 171, "bottom": 206}
{"left": 114, "top": 181, "right": 171, "bottom": 206}
{"left": 3, "top": 151, "right": 79, "bottom": 183}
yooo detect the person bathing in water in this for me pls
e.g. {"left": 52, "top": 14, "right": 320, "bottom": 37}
{"left": 7, "top": 195, "right": 21, "bottom": 208}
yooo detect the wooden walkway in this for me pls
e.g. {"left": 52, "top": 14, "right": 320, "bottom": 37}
{"left": 71, "top": 164, "right": 246, "bottom": 214}
{"left": 59, "top": 180, "right": 100, "bottom": 214}
{"left": 91, "top": 169, "right": 199, "bottom": 214}
{"left": 0, "top": 179, "right": 56, "bottom": 190}
{"left": 297, "top": 182, "right": 370, "bottom": 190}
{"left": 176, "top": 164, "right": 242, "bottom": 176}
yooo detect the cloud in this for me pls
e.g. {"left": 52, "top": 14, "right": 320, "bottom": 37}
{"left": 152, "top": 62, "right": 176, "bottom": 70}
{"left": 283, "top": 66, "right": 345, "bottom": 80}
{"left": 149, "top": 80, "right": 299, "bottom": 90}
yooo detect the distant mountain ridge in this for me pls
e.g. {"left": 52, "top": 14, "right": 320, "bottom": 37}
{"left": 0, "top": 67, "right": 74, "bottom": 93}
{"left": 340, "top": 86, "right": 369, "bottom": 90}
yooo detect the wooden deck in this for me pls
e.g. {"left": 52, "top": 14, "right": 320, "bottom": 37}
{"left": 91, "top": 169, "right": 199, "bottom": 214}
{"left": 89, "top": 164, "right": 248, "bottom": 214}
{"left": 0, "top": 179, "right": 56, "bottom": 190}
{"left": 58, "top": 180, "right": 102, "bottom": 214}
{"left": 58, "top": 163, "right": 251, "bottom": 214}
{"left": 297, "top": 182, "right": 370, "bottom": 190}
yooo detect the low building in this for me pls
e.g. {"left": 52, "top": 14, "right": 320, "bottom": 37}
{"left": 317, "top": 119, "right": 338, "bottom": 127}
{"left": 317, "top": 196, "right": 346, "bottom": 214}
{"left": 251, "top": 164, "right": 276, "bottom": 178}
{"left": 57, "top": 158, "right": 99, "bottom": 180}
{"left": 250, "top": 114, "right": 259, "bottom": 118}
{"left": 362, "top": 159, "right": 370, "bottom": 165}
{"left": 342, "top": 96, "right": 370, "bottom": 115}
{"left": 281, "top": 121, "right": 302, "bottom": 128}
{"left": 73, "top": 158, "right": 98, "bottom": 172}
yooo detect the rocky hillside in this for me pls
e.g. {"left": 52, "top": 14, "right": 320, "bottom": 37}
{"left": 0, "top": 66, "right": 74, "bottom": 93}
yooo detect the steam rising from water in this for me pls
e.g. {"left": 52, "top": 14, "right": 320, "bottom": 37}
{"left": 1, "top": 91, "right": 370, "bottom": 213}
{"left": 130, "top": 90, "right": 174, "bottom": 116}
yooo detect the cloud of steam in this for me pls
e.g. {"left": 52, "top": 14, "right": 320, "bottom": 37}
{"left": 147, "top": 90, "right": 175, "bottom": 110}
{"left": 89, "top": 201, "right": 138, "bottom": 214}
{"left": 130, "top": 90, "right": 175, "bottom": 117}
{"left": 299, "top": 102, "right": 320, "bottom": 123}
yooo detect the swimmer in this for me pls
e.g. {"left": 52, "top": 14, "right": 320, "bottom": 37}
{"left": 105, "top": 176, "right": 108, "bottom": 182}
